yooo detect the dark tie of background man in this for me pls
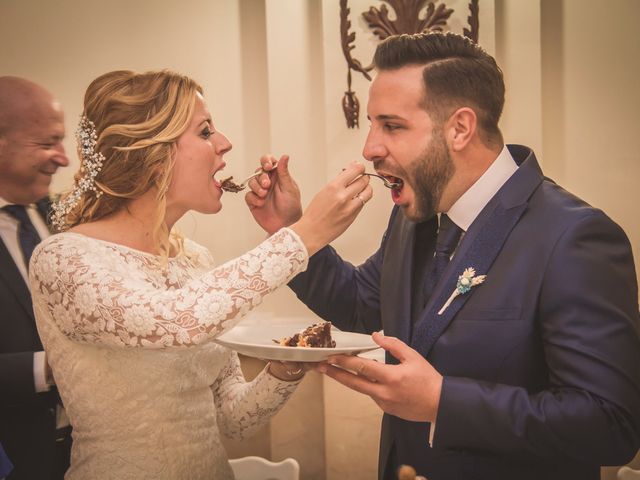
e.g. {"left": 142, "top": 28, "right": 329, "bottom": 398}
{"left": 423, "top": 214, "right": 463, "bottom": 305}
{"left": 2, "top": 204, "right": 42, "bottom": 268}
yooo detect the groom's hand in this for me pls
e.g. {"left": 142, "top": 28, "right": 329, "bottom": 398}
{"left": 245, "top": 154, "right": 302, "bottom": 235}
{"left": 316, "top": 332, "right": 443, "bottom": 422}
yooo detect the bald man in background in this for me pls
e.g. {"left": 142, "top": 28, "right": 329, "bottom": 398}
{"left": 0, "top": 77, "right": 71, "bottom": 480}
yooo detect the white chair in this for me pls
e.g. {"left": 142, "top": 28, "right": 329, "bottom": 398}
{"left": 229, "top": 456, "right": 299, "bottom": 480}
{"left": 618, "top": 466, "right": 640, "bottom": 480}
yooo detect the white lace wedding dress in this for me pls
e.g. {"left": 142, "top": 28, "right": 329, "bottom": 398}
{"left": 29, "top": 228, "right": 309, "bottom": 480}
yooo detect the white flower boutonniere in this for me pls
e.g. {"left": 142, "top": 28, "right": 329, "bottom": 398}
{"left": 438, "top": 267, "right": 486, "bottom": 315}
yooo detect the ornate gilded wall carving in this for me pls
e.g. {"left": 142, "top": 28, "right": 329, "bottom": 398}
{"left": 340, "top": 0, "right": 479, "bottom": 128}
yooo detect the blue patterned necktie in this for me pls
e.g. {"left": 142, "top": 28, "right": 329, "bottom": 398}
{"left": 423, "top": 214, "right": 463, "bottom": 304}
{"left": 3, "top": 204, "right": 42, "bottom": 269}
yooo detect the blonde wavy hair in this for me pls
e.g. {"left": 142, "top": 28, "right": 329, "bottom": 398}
{"left": 59, "top": 70, "right": 203, "bottom": 259}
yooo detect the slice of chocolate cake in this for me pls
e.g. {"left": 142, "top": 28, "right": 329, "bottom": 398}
{"left": 220, "top": 176, "right": 243, "bottom": 193}
{"left": 276, "top": 322, "right": 336, "bottom": 348}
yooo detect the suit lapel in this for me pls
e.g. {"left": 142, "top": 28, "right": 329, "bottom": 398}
{"left": 35, "top": 198, "right": 53, "bottom": 233}
{"left": 0, "top": 238, "right": 34, "bottom": 321}
{"left": 410, "top": 145, "right": 544, "bottom": 358}
{"left": 411, "top": 201, "right": 527, "bottom": 357}
{"left": 381, "top": 210, "right": 427, "bottom": 345}
{"left": 0, "top": 197, "right": 51, "bottom": 322}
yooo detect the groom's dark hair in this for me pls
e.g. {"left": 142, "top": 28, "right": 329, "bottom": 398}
{"left": 374, "top": 32, "right": 505, "bottom": 147}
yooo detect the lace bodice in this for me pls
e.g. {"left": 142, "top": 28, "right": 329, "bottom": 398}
{"left": 29, "top": 229, "right": 308, "bottom": 479}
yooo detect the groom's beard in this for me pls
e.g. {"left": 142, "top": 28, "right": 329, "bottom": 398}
{"left": 407, "top": 129, "right": 455, "bottom": 222}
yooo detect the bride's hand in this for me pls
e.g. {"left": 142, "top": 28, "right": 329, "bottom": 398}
{"left": 267, "top": 361, "right": 311, "bottom": 382}
{"left": 290, "top": 162, "right": 372, "bottom": 256}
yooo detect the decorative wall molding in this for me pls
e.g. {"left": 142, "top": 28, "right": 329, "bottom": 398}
{"left": 340, "top": 0, "right": 480, "bottom": 128}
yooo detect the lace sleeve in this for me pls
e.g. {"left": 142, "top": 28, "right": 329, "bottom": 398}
{"left": 29, "top": 228, "right": 308, "bottom": 348}
{"left": 213, "top": 352, "right": 300, "bottom": 440}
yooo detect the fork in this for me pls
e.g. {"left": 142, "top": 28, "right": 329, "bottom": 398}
{"left": 362, "top": 173, "right": 401, "bottom": 189}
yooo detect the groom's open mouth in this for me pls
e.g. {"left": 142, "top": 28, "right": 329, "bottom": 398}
{"left": 378, "top": 174, "right": 404, "bottom": 200}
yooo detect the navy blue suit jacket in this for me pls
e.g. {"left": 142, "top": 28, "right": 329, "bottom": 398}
{"left": 0, "top": 200, "right": 70, "bottom": 480}
{"left": 290, "top": 145, "right": 640, "bottom": 480}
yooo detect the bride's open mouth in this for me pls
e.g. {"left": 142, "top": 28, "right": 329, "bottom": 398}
{"left": 211, "top": 168, "right": 226, "bottom": 189}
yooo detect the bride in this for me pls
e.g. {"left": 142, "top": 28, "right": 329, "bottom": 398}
{"left": 28, "top": 70, "right": 372, "bottom": 479}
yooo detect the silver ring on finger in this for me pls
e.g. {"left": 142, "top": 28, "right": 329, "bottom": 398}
{"left": 355, "top": 194, "right": 366, "bottom": 207}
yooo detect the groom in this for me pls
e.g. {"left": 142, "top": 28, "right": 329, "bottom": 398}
{"left": 246, "top": 32, "right": 640, "bottom": 480}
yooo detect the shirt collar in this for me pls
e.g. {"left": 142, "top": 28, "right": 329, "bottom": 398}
{"left": 446, "top": 145, "right": 518, "bottom": 232}
{"left": 0, "top": 196, "right": 36, "bottom": 211}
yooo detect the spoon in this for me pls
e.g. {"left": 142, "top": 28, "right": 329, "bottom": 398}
{"left": 221, "top": 163, "right": 279, "bottom": 193}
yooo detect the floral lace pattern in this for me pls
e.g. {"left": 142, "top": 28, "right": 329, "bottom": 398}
{"left": 30, "top": 228, "right": 308, "bottom": 348}
{"left": 214, "top": 352, "right": 300, "bottom": 441}
{"left": 29, "top": 230, "right": 307, "bottom": 479}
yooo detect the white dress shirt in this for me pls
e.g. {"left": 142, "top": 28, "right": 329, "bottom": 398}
{"left": 447, "top": 146, "right": 519, "bottom": 233}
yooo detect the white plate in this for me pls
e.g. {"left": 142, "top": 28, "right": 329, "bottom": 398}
{"left": 214, "top": 324, "right": 380, "bottom": 362}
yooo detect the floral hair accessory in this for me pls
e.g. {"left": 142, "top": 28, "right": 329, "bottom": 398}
{"left": 51, "top": 116, "right": 104, "bottom": 230}
{"left": 437, "top": 267, "right": 486, "bottom": 315}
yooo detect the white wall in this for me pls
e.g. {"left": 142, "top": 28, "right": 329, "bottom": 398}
{"left": 0, "top": 0, "right": 252, "bottom": 260}
{"left": 541, "top": 0, "right": 640, "bottom": 286}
